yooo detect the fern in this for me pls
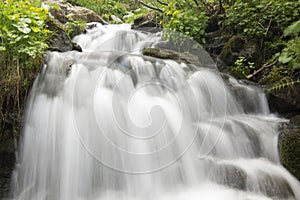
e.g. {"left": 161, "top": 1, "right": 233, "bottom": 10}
{"left": 268, "top": 78, "right": 300, "bottom": 92}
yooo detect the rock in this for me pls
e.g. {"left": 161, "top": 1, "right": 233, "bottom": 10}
{"left": 142, "top": 47, "right": 201, "bottom": 65}
{"left": 132, "top": 12, "right": 160, "bottom": 30}
{"left": 46, "top": 20, "right": 76, "bottom": 52}
{"left": 208, "top": 164, "right": 247, "bottom": 190}
{"left": 42, "top": 0, "right": 105, "bottom": 24}
{"left": 0, "top": 127, "right": 17, "bottom": 199}
{"left": 204, "top": 31, "right": 231, "bottom": 59}
{"left": 218, "top": 36, "right": 262, "bottom": 74}
{"left": 218, "top": 36, "right": 245, "bottom": 67}
{"left": 110, "top": 15, "right": 123, "bottom": 24}
{"left": 254, "top": 172, "right": 295, "bottom": 199}
{"left": 0, "top": 152, "right": 15, "bottom": 199}
{"left": 267, "top": 84, "right": 300, "bottom": 115}
{"left": 41, "top": 0, "right": 107, "bottom": 52}
{"left": 279, "top": 125, "right": 300, "bottom": 181}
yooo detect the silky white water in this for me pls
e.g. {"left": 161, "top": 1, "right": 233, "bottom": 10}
{"left": 10, "top": 24, "right": 300, "bottom": 200}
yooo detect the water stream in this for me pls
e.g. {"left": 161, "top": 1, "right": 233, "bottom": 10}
{"left": 9, "top": 24, "right": 300, "bottom": 200}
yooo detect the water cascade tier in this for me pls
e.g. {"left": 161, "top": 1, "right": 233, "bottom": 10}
{"left": 10, "top": 24, "right": 300, "bottom": 200}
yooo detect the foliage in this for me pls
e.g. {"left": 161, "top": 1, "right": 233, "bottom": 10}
{"left": 0, "top": 0, "right": 51, "bottom": 66}
{"left": 223, "top": 0, "right": 300, "bottom": 39}
{"left": 262, "top": 19, "right": 300, "bottom": 90}
{"left": 162, "top": 1, "right": 208, "bottom": 44}
{"left": 231, "top": 56, "right": 255, "bottom": 78}
{"left": 64, "top": 15, "right": 87, "bottom": 38}
{"left": 278, "top": 20, "right": 300, "bottom": 70}
{"left": 0, "top": 0, "right": 52, "bottom": 134}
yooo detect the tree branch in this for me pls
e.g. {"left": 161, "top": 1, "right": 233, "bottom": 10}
{"left": 156, "top": 0, "right": 168, "bottom": 6}
{"left": 246, "top": 59, "right": 278, "bottom": 79}
{"left": 136, "top": 0, "right": 163, "bottom": 12}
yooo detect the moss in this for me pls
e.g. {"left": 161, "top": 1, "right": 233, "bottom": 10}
{"left": 142, "top": 48, "right": 200, "bottom": 65}
{"left": 279, "top": 129, "right": 300, "bottom": 181}
{"left": 219, "top": 36, "right": 245, "bottom": 66}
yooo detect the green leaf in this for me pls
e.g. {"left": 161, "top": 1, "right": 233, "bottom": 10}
{"left": 278, "top": 52, "right": 293, "bottom": 64}
{"left": 284, "top": 20, "right": 300, "bottom": 36}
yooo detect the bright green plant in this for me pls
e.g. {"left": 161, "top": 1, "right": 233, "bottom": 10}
{"left": 277, "top": 20, "right": 300, "bottom": 70}
{"left": 0, "top": 0, "right": 51, "bottom": 67}
{"left": 0, "top": 0, "right": 52, "bottom": 132}
{"left": 163, "top": 1, "right": 208, "bottom": 44}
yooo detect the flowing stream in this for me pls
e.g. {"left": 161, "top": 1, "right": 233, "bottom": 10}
{"left": 10, "top": 24, "right": 300, "bottom": 200}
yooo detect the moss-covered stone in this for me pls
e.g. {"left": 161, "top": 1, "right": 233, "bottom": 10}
{"left": 142, "top": 47, "right": 200, "bottom": 65}
{"left": 279, "top": 128, "right": 300, "bottom": 181}
{"left": 219, "top": 36, "right": 245, "bottom": 66}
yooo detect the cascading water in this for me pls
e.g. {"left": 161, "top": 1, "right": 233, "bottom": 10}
{"left": 9, "top": 24, "right": 300, "bottom": 200}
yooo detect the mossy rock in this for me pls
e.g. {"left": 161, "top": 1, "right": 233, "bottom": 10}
{"left": 132, "top": 12, "right": 160, "bottom": 29}
{"left": 279, "top": 128, "right": 300, "bottom": 181}
{"left": 219, "top": 36, "right": 263, "bottom": 72}
{"left": 219, "top": 36, "right": 245, "bottom": 66}
{"left": 142, "top": 47, "right": 200, "bottom": 65}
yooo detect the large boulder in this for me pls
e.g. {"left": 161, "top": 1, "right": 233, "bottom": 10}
{"left": 42, "top": 0, "right": 105, "bottom": 24}
{"left": 142, "top": 47, "right": 201, "bottom": 65}
{"left": 42, "top": 0, "right": 105, "bottom": 52}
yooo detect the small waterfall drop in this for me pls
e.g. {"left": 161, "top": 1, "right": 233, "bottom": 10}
{"left": 10, "top": 24, "right": 300, "bottom": 200}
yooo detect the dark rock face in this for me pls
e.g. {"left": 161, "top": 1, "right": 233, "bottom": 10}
{"left": 267, "top": 84, "right": 300, "bottom": 116}
{"left": 0, "top": 127, "right": 17, "bottom": 199}
{"left": 279, "top": 118, "right": 300, "bottom": 181}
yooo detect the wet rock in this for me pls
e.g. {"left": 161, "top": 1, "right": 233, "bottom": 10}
{"left": 42, "top": 0, "right": 106, "bottom": 52}
{"left": 46, "top": 20, "right": 75, "bottom": 52}
{"left": 132, "top": 12, "right": 160, "bottom": 30}
{"left": 142, "top": 47, "right": 201, "bottom": 65}
{"left": 204, "top": 30, "right": 231, "bottom": 60}
{"left": 208, "top": 164, "right": 247, "bottom": 190}
{"left": 253, "top": 172, "right": 295, "bottom": 199}
{"left": 110, "top": 15, "right": 123, "bottom": 24}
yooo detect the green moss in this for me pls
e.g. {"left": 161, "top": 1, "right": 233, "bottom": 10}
{"left": 219, "top": 36, "right": 245, "bottom": 66}
{"left": 279, "top": 129, "right": 300, "bottom": 181}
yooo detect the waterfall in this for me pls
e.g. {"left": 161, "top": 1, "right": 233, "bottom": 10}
{"left": 9, "top": 24, "right": 300, "bottom": 200}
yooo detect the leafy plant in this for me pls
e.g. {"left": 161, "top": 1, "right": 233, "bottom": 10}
{"left": 0, "top": 0, "right": 51, "bottom": 66}
{"left": 0, "top": 0, "right": 52, "bottom": 133}
{"left": 163, "top": 1, "right": 208, "bottom": 44}
{"left": 231, "top": 56, "right": 255, "bottom": 78}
